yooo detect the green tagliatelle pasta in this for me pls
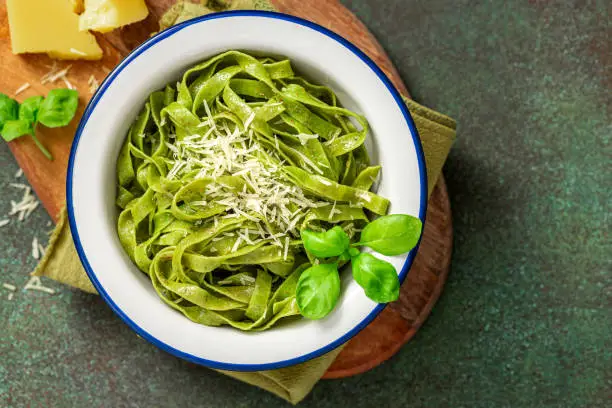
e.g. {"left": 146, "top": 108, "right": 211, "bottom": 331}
{"left": 116, "top": 51, "right": 390, "bottom": 331}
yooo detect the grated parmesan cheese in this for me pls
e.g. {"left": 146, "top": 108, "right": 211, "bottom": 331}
{"left": 88, "top": 75, "right": 100, "bottom": 94}
{"left": 9, "top": 184, "right": 39, "bottom": 221}
{"left": 283, "top": 237, "right": 290, "bottom": 261}
{"left": 161, "top": 104, "right": 334, "bottom": 242}
{"left": 32, "top": 237, "right": 40, "bottom": 260}
{"left": 0, "top": 219, "right": 9, "bottom": 228}
{"left": 15, "top": 82, "right": 31, "bottom": 96}
{"left": 62, "top": 76, "right": 75, "bottom": 90}
{"left": 231, "top": 236, "right": 243, "bottom": 252}
{"left": 41, "top": 63, "right": 73, "bottom": 85}
{"left": 24, "top": 276, "right": 56, "bottom": 295}
{"left": 294, "top": 150, "right": 324, "bottom": 175}
{"left": 243, "top": 112, "right": 256, "bottom": 130}
{"left": 328, "top": 201, "right": 337, "bottom": 221}
{"left": 3, "top": 283, "right": 17, "bottom": 291}
{"left": 295, "top": 133, "right": 319, "bottom": 145}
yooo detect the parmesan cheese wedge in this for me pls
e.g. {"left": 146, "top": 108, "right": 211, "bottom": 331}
{"left": 79, "top": 0, "right": 149, "bottom": 33}
{"left": 6, "top": 0, "right": 103, "bottom": 60}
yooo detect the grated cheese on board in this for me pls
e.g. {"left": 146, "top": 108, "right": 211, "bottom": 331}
{"left": 14, "top": 82, "right": 31, "bottom": 95}
{"left": 41, "top": 63, "right": 73, "bottom": 86}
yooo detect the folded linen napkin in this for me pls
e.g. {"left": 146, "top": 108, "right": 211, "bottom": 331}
{"left": 33, "top": 0, "right": 456, "bottom": 404}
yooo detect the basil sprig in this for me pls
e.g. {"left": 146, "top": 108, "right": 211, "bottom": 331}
{"left": 296, "top": 213, "right": 422, "bottom": 319}
{"left": 0, "top": 89, "right": 79, "bottom": 160}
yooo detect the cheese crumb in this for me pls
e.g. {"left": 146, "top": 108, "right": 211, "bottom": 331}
{"left": 14, "top": 82, "right": 30, "bottom": 95}
{"left": 62, "top": 76, "right": 75, "bottom": 90}
{"left": 88, "top": 74, "right": 100, "bottom": 94}
{"left": 24, "top": 276, "right": 56, "bottom": 295}
{"left": 3, "top": 283, "right": 17, "bottom": 291}
{"left": 9, "top": 184, "right": 39, "bottom": 221}
{"left": 296, "top": 133, "right": 319, "bottom": 145}
{"left": 32, "top": 237, "right": 40, "bottom": 260}
{"left": 283, "top": 237, "right": 289, "bottom": 261}
{"left": 41, "top": 63, "right": 73, "bottom": 85}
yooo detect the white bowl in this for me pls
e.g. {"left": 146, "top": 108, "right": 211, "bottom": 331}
{"left": 68, "top": 10, "right": 427, "bottom": 371}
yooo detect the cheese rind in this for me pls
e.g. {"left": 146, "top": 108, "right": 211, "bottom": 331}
{"left": 7, "top": 0, "right": 103, "bottom": 60}
{"left": 79, "top": 0, "right": 149, "bottom": 33}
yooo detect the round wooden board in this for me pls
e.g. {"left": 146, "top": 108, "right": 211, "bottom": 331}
{"left": 323, "top": 177, "right": 452, "bottom": 378}
{"left": 0, "top": 0, "right": 452, "bottom": 378}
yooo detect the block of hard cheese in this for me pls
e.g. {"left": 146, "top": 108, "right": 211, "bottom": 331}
{"left": 7, "top": 0, "right": 102, "bottom": 60}
{"left": 79, "top": 0, "right": 149, "bottom": 33}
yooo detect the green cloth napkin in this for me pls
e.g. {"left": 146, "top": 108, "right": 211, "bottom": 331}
{"left": 33, "top": 1, "right": 457, "bottom": 404}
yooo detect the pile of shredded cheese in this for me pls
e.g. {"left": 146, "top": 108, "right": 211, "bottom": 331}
{"left": 165, "top": 105, "right": 330, "bottom": 256}
{"left": 2, "top": 169, "right": 56, "bottom": 300}
{"left": 40, "top": 62, "right": 74, "bottom": 89}
{"left": 9, "top": 183, "right": 39, "bottom": 221}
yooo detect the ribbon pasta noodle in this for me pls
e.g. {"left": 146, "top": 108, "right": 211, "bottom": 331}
{"left": 116, "top": 51, "right": 389, "bottom": 331}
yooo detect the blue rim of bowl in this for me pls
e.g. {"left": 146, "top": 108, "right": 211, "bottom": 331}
{"left": 67, "top": 10, "right": 428, "bottom": 372}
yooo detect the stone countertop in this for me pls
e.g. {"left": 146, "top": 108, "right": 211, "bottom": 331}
{"left": 1, "top": 0, "right": 610, "bottom": 407}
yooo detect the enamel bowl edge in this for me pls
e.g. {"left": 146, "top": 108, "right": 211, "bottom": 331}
{"left": 67, "top": 11, "right": 427, "bottom": 371}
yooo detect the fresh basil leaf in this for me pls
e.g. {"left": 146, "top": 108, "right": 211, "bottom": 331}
{"left": 351, "top": 253, "right": 400, "bottom": 303}
{"left": 38, "top": 89, "right": 79, "bottom": 128}
{"left": 18, "top": 96, "right": 44, "bottom": 125}
{"left": 301, "top": 226, "right": 350, "bottom": 258}
{"left": 0, "top": 93, "right": 19, "bottom": 130}
{"left": 348, "top": 247, "right": 360, "bottom": 258}
{"left": 1, "top": 119, "right": 33, "bottom": 142}
{"left": 358, "top": 214, "right": 422, "bottom": 256}
{"left": 296, "top": 263, "right": 341, "bottom": 319}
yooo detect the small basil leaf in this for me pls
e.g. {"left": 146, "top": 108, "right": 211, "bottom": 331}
{"left": 301, "top": 226, "right": 350, "bottom": 258}
{"left": 348, "top": 247, "right": 360, "bottom": 258}
{"left": 351, "top": 253, "right": 400, "bottom": 303}
{"left": 38, "top": 89, "right": 79, "bottom": 128}
{"left": 0, "top": 93, "right": 19, "bottom": 130}
{"left": 358, "top": 214, "right": 423, "bottom": 256}
{"left": 18, "top": 96, "right": 44, "bottom": 125}
{"left": 1, "top": 120, "right": 33, "bottom": 142}
{"left": 296, "top": 263, "right": 341, "bottom": 319}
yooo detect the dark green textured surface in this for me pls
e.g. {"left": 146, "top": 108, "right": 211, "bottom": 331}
{"left": 1, "top": 0, "right": 610, "bottom": 406}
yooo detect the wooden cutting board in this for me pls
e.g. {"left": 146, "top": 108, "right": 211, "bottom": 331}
{"left": 0, "top": 0, "right": 452, "bottom": 378}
